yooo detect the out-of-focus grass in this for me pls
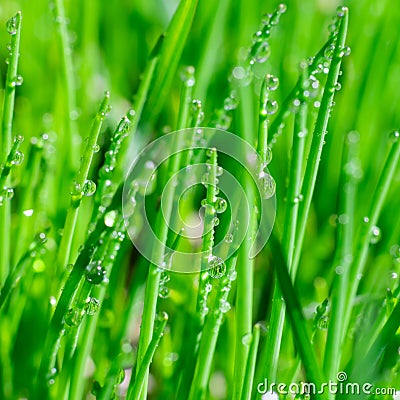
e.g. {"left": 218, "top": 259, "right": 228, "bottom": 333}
{"left": 0, "top": 0, "right": 399, "bottom": 399}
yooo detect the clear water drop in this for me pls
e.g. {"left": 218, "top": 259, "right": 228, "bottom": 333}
{"left": 158, "top": 285, "right": 169, "bottom": 299}
{"left": 277, "top": 3, "right": 287, "bottom": 13}
{"left": 219, "top": 299, "right": 231, "bottom": 314}
{"left": 214, "top": 197, "right": 227, "bottom": 213}
{"left": 225, "top": 233, "right": 234, "bottom": 244}
{"left": 341, "top": 46, "right": 351, "bottom": 57}
{"left": 254, "top": 42, "right": 271, "bottom": 63}
{"left": 208, "top": 256, "right": 226, "bottom": 279}
{"left": 65, "top": 307, "right": 83, "bottom": 326}
{"left": 85, "top": 262, "right": 107, "bottom": 284}
{"left": 85, "top": 297, "right": 100, "bottom": 315}
{"left": 259, "top": 172, "right": 276, "bottom": 199}
{"left": 265, "top": 74, "right": 279, "bottom": 91}
{"left": 389, "top": 130, "right": 400, "bottom": 143}
{"left": 227, "top": 269, "right": 237, "bottom": 281}
{"left": 370, "top": 226, "right": 382, "bottom": 244}
{"left": 11, "top": 150, "right": 24, "bottom": 165}
{"left": 83, "top": 180, "right": 96, "bottom": 196}
{"left": 11, "top": 75, "right": 23, "bottom": 87}
{"left": 324, "top": 44, "right": 335, "bottom": 60}
{"left": 224, "top": 95, "right": 239, "bottom": 111}
{"left": 212, "top": 217, "right": 220, "bottom": 226}
{"left": 317, "top": 315, "right": 329, "bottom": 330}
{"left": 104, "top": 210, "right": 117, "bottom": 227}
{"left": 265, "top": 99, "right": 278, "bottom": 115}
{"left": 6, "top": 16, "right": 17, "bottom": 35}
{"left": 205, "top": 283, "right": 212, "bottom": 293}
{"left": 92, "top": 144, "right": 100, "bottom": 153}
{"left": 241, "top": 333, "right": 252, "bottom": 346}
{"left": 180, "top": 66, "right": 196, "bottom": 87}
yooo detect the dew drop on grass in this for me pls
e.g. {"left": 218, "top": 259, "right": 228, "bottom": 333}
{"left": 336, "top": 6, "right": 347, "bottom": 17}
{"left": 324, "top": 44, "right": 335, "bottom": 60}
{"left": 205, "top": 282, "right": 212, "bottom": 293}
{"left": 317, "top": 315, "right": 329, "bottom": 330}
{"left": 159, "top": 285, "right": 169, "bottom": 299}
{"left": 83, "top": 180, "right": 96, "bottom": 196}
{"left": 0, "top": 187, "right": 14, "bottom": 205}
{"left": 104, "top": 210, "right": 117, "bottom": 227}
{"left": 180, "top": 65, "right": 195, "bottom": 87}
{"left": 265, "top": 74, "right": 279, "bottom": 91}
{"left": 11, "top": 150, "right": 24, "bottom": 165}
{"left": 227, "top": 269, "right": 237, "bottom": 281}
{"left": 201, "top": 173, "right": 209, "bottom": 186}
{"left": 85, "top": 297, "right": 100, "bottom": 315}
{"left": 241, "top": 333, "right": 252, "bottom": 346}
{"left": 224, "top": 95, "right": 239, "bottom": 111}
{"left": 259, "top": 172, "right": 276, "bottom": 199}
{"left": 370, "top": 226, "right": 382, "bottom": 244}
{"left": 389, "top": 130, "right": 400, "bottom": 143}
{"left": 212, "top": 217, "right": 220, "bottom": 226}
{"left": 216, "top": 166, "right": 223, "bottom": 177}
{"left": 65, "top": 307, "right": 83, "bottom": 326}
{"left": 225, "top": 233, "right": 234, "bottom": 244}
{"left": 6, "top": 16, "right": 17, "bottom": 35}
{"left": 254, "top": 42, "right": 271, "bottom": 63}
{"left": 219, "top": 299, "right": 231, "bottom": 314}
{"left": 277, "top": 3, "right": 287, "bottom": 13}
{"left": 92, "top": 143, "right": 100, "bottom": 153}
{"left": 85, "top": 261, "right": 107, "bottom": 284}
{"left": 341, "top": 46, "right": 351, "bottom": 57}
{"left": 208, "top": 256, "right": 226, "bottom": 279}
{"left": 265, "top": 99, "right": 278, "bottom": 115}
{"left": 214, "top": 197, "right": 227, "bottom": 213}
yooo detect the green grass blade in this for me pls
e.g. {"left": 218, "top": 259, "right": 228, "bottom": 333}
{"left": 144, "top": 0, "right": 198, "bottom": 121}
{"left": 344, "top": 131, "right": 400, "bottom": 333}
{"left": 57, "top": 92, "right": 110, "bottom": 269}
{"left": 128, "top": 312, "right": 168, "bottom": 400}
{"left": 240, "top": 324, "right": 260, "bottom": 400}
{"left": 323, "top": 132, "right": 360, "bottom": 386}
{"left": 0, "top": 11, "right": 22, "bottom": 285}
{"left": 292, "top": 8, "right": 349, "bottom": 274}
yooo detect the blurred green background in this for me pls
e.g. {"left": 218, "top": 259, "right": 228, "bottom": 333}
{"left": 0, "top": 0, "right": 399, "bottom": 398}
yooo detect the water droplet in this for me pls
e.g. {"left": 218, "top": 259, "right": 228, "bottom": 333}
{"left": 317, "top": 315, "right": 329, "bottom": 330}
{"left": 208, "top": 256, "right": 226, "bottom": 278}
{"left": 117, "top": 116, "right": 131, "bottom": 135}
{"left": 241, "top": 333, "right": 252, "bottom": 346}
{"left": 0, "top": 187, "right": 14, "bottom": 205}
{"left": 214, "top": 197, "right": 227, "bottom": 213}
{"left": 340, "top": 46, "right": 351, "bottom": 57}
{"left": 389, "top": 130, "right": 400, "bottom": 143}
{"left": 219, "top": 299, "right": 231, "bottom": 314}
{"left": 180, "top": 65, "right": 195, "bottom": 87}
{"left": 212, "top": 217, "right": 220, "bottom": 226}
{"left": 254, "top": 42, "right": 271, "bottom": 63}
{"left": 11, "top": 150, "right": 24, "bottom": 165}
{"left": 92, "top": 144, "right": 100, "bottom": 153}
{"left": 6, "top": 16, "right": 17, "bottom": 35}
{"left": 252, "top": 30, "right": 263, "bottom": 43}
{"left": 10, "top": 75, "right": 23, "bottom": 87}
{"left": 23, "top": 209, "right": 34, "bottom": 217}
{"left": 225, "top": 233, "right": 234, "bottom": 244}
{"left": 83, "top": 180, "right": 96, "bottom": 196}
{"left": 104, "top": 210, "right": 117, "bottom": 227}
{"left": 336, "top": 6, "right": 347, "bottom": 17}
{"left": 159, "top": 285, "right": 169, "bottom": 299}
{"left": 205, "top": 283, "right": 213, "bottom": 293}
{"left": 85, "top": 297, "right": 100, "bottom": 315}
{"left": 265, "top": 74, "right": 279, "bottom": 91}
{"left": 201, "top": 173, "right": 210, "bottom": 187}
{"left": 277, "top": 3, "right": 287, "bottom": 13}
{"left": 265, "top": 99, "right": 278, "bottom": 115}
{"left": 259, "top": 172, "right": 276, "bottom": 199}
{"left": 324, "top": 44, "right": 335, "bottom": 60}
{"left": 227, "top": 269, "right": 237, "bottom": 281}
{"left": 224, "top": 95, "right": 239, "bottom": 111}
{"left": 70, "top": 181, "right": 82, "bottom": 200}
{"left": 65, "top": 307, "right": 84, "bottom": 326}
{"left": 370, "top": 226, "right": 381, "bottom": 244}
{"left": 85, "top": 262, "right": 107, "bottom": 284}
{"left": 35, "top": 232, "right": 47, "bottom": 245}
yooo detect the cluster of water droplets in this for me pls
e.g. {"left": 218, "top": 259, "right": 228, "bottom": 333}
{"left": 0, "top": 135, "right": 25, "bottom": 206}
{"left": 95, "top": 112, "right": 134, "bottom": 215}
{"left": 249, "top": 4, "right": 287, "bottom": 66}
{"left": 313, "top": 298, "right": 329, "bottom": 333}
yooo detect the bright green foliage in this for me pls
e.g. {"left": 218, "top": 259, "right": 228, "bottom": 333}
{"left": 0, "top": 1, "right": 399, "bottom": 400}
